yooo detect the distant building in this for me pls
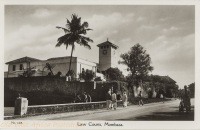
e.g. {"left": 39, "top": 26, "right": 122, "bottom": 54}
{"left": 5, "top": 39, "right": 118, "bottom": 80}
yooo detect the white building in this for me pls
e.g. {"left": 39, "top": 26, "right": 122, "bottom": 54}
{"left": 5, "top": 40, "right": 119, "bottom": 79}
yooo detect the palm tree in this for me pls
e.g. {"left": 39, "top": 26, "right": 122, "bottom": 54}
{"left": 42, "top": 63, "right": 56, "bottom": 76}
{"left": 56, "top": 14, "right": 93, "bottom": 76}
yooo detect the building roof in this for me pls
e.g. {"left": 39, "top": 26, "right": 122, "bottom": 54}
{"left": 6, "top": 56, "right": 98, "bottom": 65}
{"left": 47, "top": 56, "right": 98, "bottom": 64}
{"left": 47, "top": 56, "right": 76, "bottom": 61}
{"left": 97, "top": 39, "right": 119, "bottom": 49}
{"left": 5, "top": 56, "right": 41, "bottom": 64}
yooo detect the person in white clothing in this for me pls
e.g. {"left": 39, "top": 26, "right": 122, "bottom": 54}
{"left": 111, "top": 90, "right": 117, "bottom": 110}
{"left": 122, "top": 92, "right": 128, "bottom": 107}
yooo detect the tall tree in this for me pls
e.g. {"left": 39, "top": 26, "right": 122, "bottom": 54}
{"left": 56, "top": 14, "right": 93, "bottom": 75}
{"left": 119, "top": 43, "right": 153, "bottom": 86}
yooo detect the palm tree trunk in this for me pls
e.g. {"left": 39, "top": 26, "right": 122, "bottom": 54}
{"left": 49, "top": 67, "right": 54, "bottom": 75}
{"left": 68, "top": 44, "right": 75, "bottom": 74}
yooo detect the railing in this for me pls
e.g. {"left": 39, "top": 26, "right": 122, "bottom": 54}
{"left": 27, "top": 101, "right": 123, "bottom": 115}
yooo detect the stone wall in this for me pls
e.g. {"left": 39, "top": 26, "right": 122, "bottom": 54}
{"left": 4, "top": 77, "right": 128, "bottom": 107}
{"left": 27, "top": 101, "right": 123, "bottom": 115}
{"left": 132, "top": 82, "right": 157, "bottom": 98}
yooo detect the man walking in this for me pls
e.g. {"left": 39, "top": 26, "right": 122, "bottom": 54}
{"left": 106, "top": 89, "right": 112, "bottom": 110}
{"left": 111, "top": 90, "right": 117, "bottom": 110}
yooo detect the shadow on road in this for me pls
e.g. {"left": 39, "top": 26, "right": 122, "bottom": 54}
{"left": 119, "top": 106, "right": 194, "bottom": 121}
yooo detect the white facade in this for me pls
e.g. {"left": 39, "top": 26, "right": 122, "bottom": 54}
{"left": 5, "top": 56, "right": 97, "bottom": 79}
{"left": 5, "top": 40, "right": 119, "bottom": 79}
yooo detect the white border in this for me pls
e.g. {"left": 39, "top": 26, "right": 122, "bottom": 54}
{"left": 0, "top": 0, "right": 199, "bottom": 129}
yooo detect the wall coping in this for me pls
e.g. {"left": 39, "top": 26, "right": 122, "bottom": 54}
{"left": 28, "top": 101, "right": 117, "bottom": 108}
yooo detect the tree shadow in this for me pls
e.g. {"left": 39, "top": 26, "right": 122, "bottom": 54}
{"left": 118, "top": 106, "right": 194, "bottom": 121}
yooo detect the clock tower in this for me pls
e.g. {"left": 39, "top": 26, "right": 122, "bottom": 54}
{"left": 97, "top": 39, "right": 118, "bottom": 71}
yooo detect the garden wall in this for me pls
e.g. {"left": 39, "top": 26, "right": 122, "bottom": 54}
{"left": 4, "top": 77, "right": 128, "bottom": 107}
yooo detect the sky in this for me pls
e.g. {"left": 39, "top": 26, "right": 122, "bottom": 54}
{"left": 4, "top": 5, "right": 195, "bottom": 88}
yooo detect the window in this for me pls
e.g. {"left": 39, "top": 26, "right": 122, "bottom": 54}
{"left": 101, "top": 46, "right": 103, "bottom": 49}
{"left": 12, "top": 65, "right": 16, "bottom": 71}
{"left": 104, "top": 46, "right": 106, "bottom": 49}
{"left": 20, "top": 64, "right": 23, "bottom": 70}
{"left": 107, "top": 45, "right": 109, "bottom": 48}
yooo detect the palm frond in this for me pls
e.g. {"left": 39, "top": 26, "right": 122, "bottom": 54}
{"left": 56, "top": 14, "right": 93, "bottom": 51}
{"left": 81, "top": 39, "right": 91, "bottom": 49}
{"left": 79, "top": 35, "right": 93, "bottom": 43}
{"left": 56, "top": 26, "right": 70, "bottom": 33}
{"left": 55, "top": 42, "right": 62, "bottom": 47}
{"left": 76, "top": 35, "right": 92, "bottom": 50}
{"left": 56, "top": 34, "right": 71, "bottom": 47}
{"left": 85, "top": 28, "right": 93, "bottom": 31}
{"left": 82, "top": 22, "right": 88, "bottom": 28}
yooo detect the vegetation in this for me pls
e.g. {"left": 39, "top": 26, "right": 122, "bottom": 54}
{"left": 56, "top": 14, "right": 93, "bottom": 76}
{"left": 42, "top": 63, "right": 56, "bottom": 76}
{"left": 188, "top": 82, "right": 195, "bottom": 98}
{"left": 119, "top": 43, "right": 153, "bottom": 95}
{"left": 143, "top": 75, "right": 178, "bottom": 98}
{"left": 18, "top": 67, "right": 36, "bottom": 77}
{"left": 80, "top": 69, "right": 95, "bottom": 82}
{"left": 103, "top": 67, "right": 125, "bottom": 81}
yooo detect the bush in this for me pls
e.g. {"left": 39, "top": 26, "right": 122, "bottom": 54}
{"left": 80, "top": 69, "right": 95, "bottom": 81}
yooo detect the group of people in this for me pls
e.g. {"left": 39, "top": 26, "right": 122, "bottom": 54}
{"left": 106, "top": 89, "right": 128, "bottom": 110}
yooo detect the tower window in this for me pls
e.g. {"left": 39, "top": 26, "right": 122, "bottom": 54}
{"left": 12, "top": 65, "right": 16, "bottom": 71}
{"left": 101, "top": 46, "right": 103, "bottom": 49}
{"left": 104, "top": 46, "right": 106, "bottom": 48}
{"left": 107, "top": 45, "right": 109, "bottom": 48}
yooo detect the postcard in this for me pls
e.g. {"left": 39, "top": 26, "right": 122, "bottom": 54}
{"left": 0, "top": 0, "right": 199, "bottom": 129}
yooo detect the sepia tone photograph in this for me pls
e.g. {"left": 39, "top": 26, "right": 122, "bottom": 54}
{"left": 3, "top": 4, "right": 195, "bottom": 124}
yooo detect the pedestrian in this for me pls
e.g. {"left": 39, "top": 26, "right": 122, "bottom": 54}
{"left": 122, "top": 92, "right": 128, "bottom": 107}
{"left": 111, "top": 90, "right": 117, "bottom": 110}
{"left": 183, "top": 85, "right": 191, "bottom": 112}
{"left": 117, "top": 92, "right": 121, "bottom": 100}
{"left": 87, "top": 93, "right": 92, "bottom": 102}
{"left": 138, "top": 91, "right": 144, "bottom": 106}
{"left": 160, "top": 93, "right": 164, "bottom": 103}
{"left": 106, "top": 89, "right": 112, "bottom": 110}
{"left": 76, "top": 93, "right": 82, "bottom": 103}
{"left": 83, "top": 92, "right": 88, "bottom": 102}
